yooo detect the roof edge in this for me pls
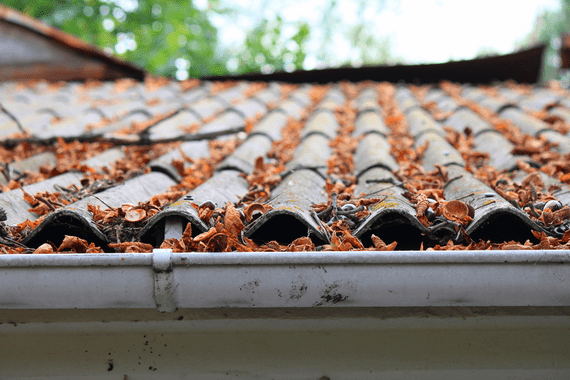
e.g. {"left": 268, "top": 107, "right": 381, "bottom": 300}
{"left": 204, "top": 44, "right": 547, "bottom": 85}
{"left": 0, "top": 4, "right": 145, "bottom": 81}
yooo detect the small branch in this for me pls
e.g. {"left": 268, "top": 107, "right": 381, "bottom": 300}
{"left": 1, "top": 126, "right": 246, "bottom": 148}
{"left": 0, "top": 103, "right": 27, "bottom": 134}
{"left": 36, "top": 196, "right": 56, "bottom": 212}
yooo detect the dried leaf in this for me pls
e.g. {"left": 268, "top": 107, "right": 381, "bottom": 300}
{"left": 34, "top": 243, "right": 54, "bottom": 254}
{"left": 85, "top": 243, "right": 104, "bottom": 254}
{"left": 244, "top": 203, "right": 270, "bottom": 222}
{"left": 22, "top": 189, "right": 37, "bottom": 206}
{"left": 194, "top": 227, "right": 217, "bottom": 242}
{"left": 287, "top": 237, "right": 315, "bottom": 251}
{"left": 206, "top": 233, "right": 228, "bottom": 252}
{"left": 371, "top": 234, "right": 397, "bottom": 251}
{"left": 58, "top": 235, "right": 89, "bottom": 253}
{"left": 124, "top": 208, "right": 146, "bottom": 223}
{"left": 160, "top": 238, "right": 185, "bottom": 252}
{"left": 441, "top": 200, "right": 473, "bottom": 225}
{"left": 109, "top": 242, "right": 154, "bottom": 253}
{"left": 224, "top": 202, "right": 244, "bottom": 236}
{"left": 414, "top": 193, "right": 429, "bottom": 217}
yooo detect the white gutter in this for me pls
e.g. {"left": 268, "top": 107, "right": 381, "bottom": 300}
{"left": 1, "top": 249, "right": 569, "bottom": 311}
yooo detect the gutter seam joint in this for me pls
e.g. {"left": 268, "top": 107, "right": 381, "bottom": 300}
{"left": 152, "top": 249, "right": 178, "bottom": 313}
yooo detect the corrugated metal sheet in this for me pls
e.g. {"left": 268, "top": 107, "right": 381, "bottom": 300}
{"left": 2, "top": 78, "right": 570, "bottom": 252}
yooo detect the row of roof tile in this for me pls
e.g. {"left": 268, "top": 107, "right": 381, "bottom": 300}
{"left": 1, "top": 78, "right": 570, "bottom": 252}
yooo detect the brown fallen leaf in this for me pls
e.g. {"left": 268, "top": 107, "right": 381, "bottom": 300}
{"left": 109, "top": 242, "right": 154, "bottom": 253}
{"left": 371, "top": 234, "right": 398, "bottom": 251}
{"left": 414, "top": 193, "right": 429, "bottom": 217}
{"left": 34, "top": 243, "right": 54, "bottom": 254}
{"left": 224, "top": 202, "right": 244, "bottom": 236}
{"left": 243, "top": 203, "right": 271, "bottom": 222}
{"left": 194, "top": 227, "right": 217, "bottom": 242}
{"left": 58, "top": 235, "right": 89, "bottom": 253}
{"left": 287, "top": 237, "right": 315, "bottom": 251}
{"left": 124, "top": 208, "right": 146, "bottom": 223}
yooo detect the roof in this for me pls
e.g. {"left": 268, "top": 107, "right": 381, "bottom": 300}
{"left": 1, "top": 13, "right": 569, "bottom": 380}
{"left": 205, "top": 44, "right": 547, "bottom": 85}
{"left": 1, "top": 76, "right": 570, "bottom": 253}
{"left": 0, "top": 5, "right": 145, "bottom": 81}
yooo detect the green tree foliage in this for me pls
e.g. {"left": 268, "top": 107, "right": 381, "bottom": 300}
{"left": 519, "top": 0, "right": 570, "bottom": 82}
{"left": 3, "top": 0, "right": 223, "bottom": 78}
{"left": 3, "top": 0, "right": 394, "bottom": 78}
{"left": 3, "top": 0, "right": 313, "bottom": 78}
{"left": 230, "top": 17, "right": 310, "bottom": 74}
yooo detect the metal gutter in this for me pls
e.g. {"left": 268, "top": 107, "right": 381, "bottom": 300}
{"left": 1, "top": 249, "right": 569, "bottom": 311}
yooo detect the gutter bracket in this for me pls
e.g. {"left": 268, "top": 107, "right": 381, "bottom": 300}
{"left": 152, "top": 249, "right": 178, "bottom": 313}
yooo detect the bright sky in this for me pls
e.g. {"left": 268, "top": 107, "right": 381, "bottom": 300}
{"left": 208, "top": 0, "right": 561, "bottom": 69}
{"left": 376, "top": 0, "right": 560, "bottom": 64}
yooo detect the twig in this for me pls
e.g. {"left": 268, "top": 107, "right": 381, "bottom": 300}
{"left": 0, "top": 103, "right": 27, "bottom": 134}
{"left": 0, "top": 125, "right": 246, "bottom": 148}
{"left": 36, "top": 196, "right": 56, "bottom": 212}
